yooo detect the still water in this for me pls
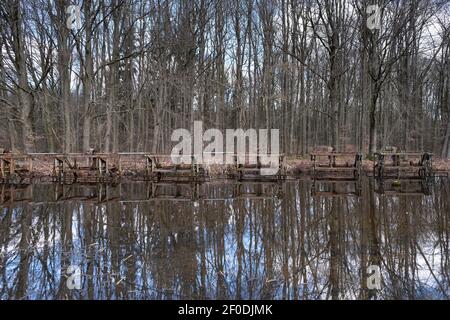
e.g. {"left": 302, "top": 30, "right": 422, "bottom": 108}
{"left": 0, "top": 178, "right": 449, "bottom": 300}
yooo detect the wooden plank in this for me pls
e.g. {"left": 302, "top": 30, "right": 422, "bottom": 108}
{"left": 153, "top": 169, "right": 192, "bottom": 173}
{"left": 313, "top": 167, "right": 357, "bottom": 171}
{"left": 312, "top": 192, "right": 359, "bottom": 197}
{"left": 375, "top": 152, "right": 428, "bottom": 156}
{"left": 310, "top": 152, "right": 357, "bottom": 156}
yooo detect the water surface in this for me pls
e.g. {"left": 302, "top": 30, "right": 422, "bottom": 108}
{"left": 0, "top": 178, "right": 448, "bottom": 300}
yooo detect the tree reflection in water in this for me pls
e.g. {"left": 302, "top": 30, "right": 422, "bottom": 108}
{"left": 0, "top": 178, "right": 448, "bottom": 300}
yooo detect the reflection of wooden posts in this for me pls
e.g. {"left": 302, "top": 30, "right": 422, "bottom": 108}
{"left": 147, "top": 182, "right": 154, "bottom": 198}
{"left": 375, "top": 178, "right": 431, "bottom": 196}
{"left": 421, "top": 179, "right": 431, "bottom": 195}
{"left": 3, "top": 186, "right": 12, "bottom": 203}
{"left": 355, "top": 177, "right": 362, "bottom": 196}
{"left": 311, "top": 179, "right": 362, "bottom": 197}
{"left": 147, "top": 181, "right": 156, "bottom": 198}
{"left": 152, "top": 182, "right": 159, "bottom": 197}
{"left": 54, "top": 183, "right": 64, "bottom": 201}
{"left": 277, "top": 180, "right": 285, "bottom": 197}
{"left": 233, "top": 181, "right": 241, "bottom": 197}
{"left": 146, "top": 181, "right": 202, "bottom": 200}
{"left": 97, "top": 184, "right": 107, "bottom": 202}
{"left": 0, "top": 184, "right": 5, "bottom": 203}
{"left": 191, "top": 182, "right": 200, "bottom": 200}
{"left": 241, "top": 180, "right": 285, "bottom": 198}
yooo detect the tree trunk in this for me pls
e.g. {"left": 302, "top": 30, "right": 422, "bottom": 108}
{"left": 11, "top": 0, "right": 34, "bottom": 152}
{"left": 82, "top": 0, "right": 93, "bottom": 152}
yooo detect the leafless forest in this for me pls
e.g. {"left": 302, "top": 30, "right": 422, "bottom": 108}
{"left": 0, "top": 0, "right": 449, "bottom": 157}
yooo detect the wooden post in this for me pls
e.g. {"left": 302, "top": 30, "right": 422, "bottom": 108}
{"left": 191, "top": 182, "right": 200, "bottom": 200}
{"left": 191, "top": 155, "right": 197, "bottom": 176}
{"left": 97, "top": 157, "right": 107, "bottom": 175}
{"left": 234, "top": 154, "right": 242, "bottom": 179}
{"left": 53, "top": 157, "right": 64, "bottom": 179}
{"left": 28, "top": 156, "right": 33, "bottom": 172}
{"left": 311, "top": 154, "right": 316, "bottom": 176}
{"left": 10, "top": 157, "right": 15, "bottom": 175}
{"left": 151, "top": 182, "right": 157, "bottom": 197}
{"left": 420, "top": 152, "right": 433, "bottom": 178}
{"left": 97, "top": 157, "right": 101, "bottom": 175}
{"left": 146, "top": 156, "right": 153, "bottom": 175}
{"left": 278, "top": 154, "right": 284, "bottom": 178}
{"left": 354, "top": 153, "right": 362, "bottom": 179}
{"left": 0, "top": 158, "right": 5, "bottom": 178}
{"left": 233, "top": 182, "right": 241, "bottom": 198}
{"left": 54, "top": 183, "right": 63, "bottom": 201}
{"left": 373, "top": 153, "right": 384, "bottom": 178}
{"left": 97, "top": 184, "right": 106, "bottom": 202}
{"left": 91, "top": 156, "right": 97, "bottom": 170}
{"left": 279, "top": 154, "right": 283, "bottom": 175}
{"left": 277, "top": 180, "right": 284, "bottom": 197}
{"left": 355, "top": 178, "right": 362, "bottom": 196}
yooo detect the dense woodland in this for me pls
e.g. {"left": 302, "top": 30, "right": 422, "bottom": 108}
{"left": 0, "top": 0, "right": 449, "bottom": 156}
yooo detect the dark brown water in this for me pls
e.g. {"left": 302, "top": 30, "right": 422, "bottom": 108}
{"left": 0, "top": 178, "right": 449, "bottom": 300}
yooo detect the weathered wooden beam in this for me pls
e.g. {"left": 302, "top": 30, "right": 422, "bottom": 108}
{"left": 373, "top": 151, "right": 433, "bottom": 178}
